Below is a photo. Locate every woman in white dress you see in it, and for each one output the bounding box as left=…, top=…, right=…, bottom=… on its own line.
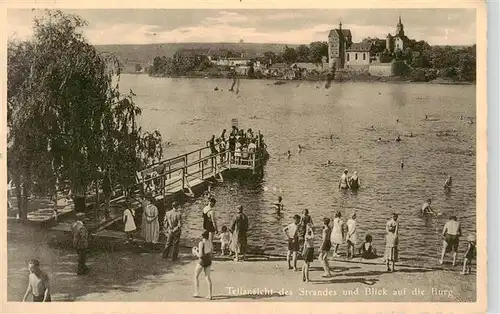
left=123, top=206, right=136, bottom=244
left=330, top=211, right=344, bottom=257
left=346, top=213, right=357, bottom=258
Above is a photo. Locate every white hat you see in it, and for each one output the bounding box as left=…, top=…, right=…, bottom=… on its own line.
left=467, top=234, right=475, bottom=242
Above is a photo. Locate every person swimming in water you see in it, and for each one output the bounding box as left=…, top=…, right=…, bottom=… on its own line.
left=444, top=175, right=452, bottom=191
left=400, top=160, right=404, bottom=169
left=396, top=135, right=401, bottom=142
left=409, top=132, right=413, bottom=137
left=377, top=137, right=382, bottom=142
left=298, top=145, right=303, bottom=153
left=421, top=199, right=435, bottom=214
left=396, top=119, right=399, bottom=123
left=274, top=196, right=284, bottom=214
left=349, top=171, right=360, bottom=190
left=323, top=160, right=333, bottom=166
left=369, top=126, right=375, bottom=131
left=425, top=115, right=428, bottom=120
left=339, top=170, right=351, bottom=190
left=287, top=150, right=292, bottom=158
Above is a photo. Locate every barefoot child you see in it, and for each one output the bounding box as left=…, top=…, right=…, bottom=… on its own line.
left=218, top=226, right=232, bottom=256
left=319, top=218, right=332, bottom=277
left=461, top=234, right=476, bottom=275
left=302, top=224, right=315, bottom=282
left=283, top=215, right=301, bottom=270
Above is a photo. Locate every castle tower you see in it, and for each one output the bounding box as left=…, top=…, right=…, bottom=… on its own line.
left=396, top=15, right=404, bottom=37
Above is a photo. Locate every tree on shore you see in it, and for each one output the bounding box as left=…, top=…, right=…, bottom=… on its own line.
left=7, top=10, right=163, bottom=222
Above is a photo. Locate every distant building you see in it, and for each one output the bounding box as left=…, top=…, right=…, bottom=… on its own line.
left=328, top=22, right=352, bottom=69
left=386, top=16, right=409, bottom=53
left=345, top=42, right=373, bottom=67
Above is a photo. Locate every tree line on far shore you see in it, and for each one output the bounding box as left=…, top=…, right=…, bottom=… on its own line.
left=7, top=10, right=164, bottom=222
left=147, top=42, right=329, bottom=78
left=148, top=37, right=476, bottom=82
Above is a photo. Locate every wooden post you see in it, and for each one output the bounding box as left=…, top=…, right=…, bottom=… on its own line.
left=181, top=167, right=185, bottom=192
left=201, top=160, right=205, bottom=180
left=199, top=150, right=202, bottom=171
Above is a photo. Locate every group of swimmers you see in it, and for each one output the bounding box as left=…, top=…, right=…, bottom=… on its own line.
left=207, top=125, right=266, bottom=163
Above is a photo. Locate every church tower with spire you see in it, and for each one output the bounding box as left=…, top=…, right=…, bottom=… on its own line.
left=396, top=15, right=404, bottom=37
left=327, top=20, right=352, bottom=69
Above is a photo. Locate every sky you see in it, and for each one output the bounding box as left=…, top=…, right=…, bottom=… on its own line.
left=6, top=9, right=476, bottom=46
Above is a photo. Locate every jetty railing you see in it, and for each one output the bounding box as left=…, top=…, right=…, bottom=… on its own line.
left=106, top=146, right=265, bottom=208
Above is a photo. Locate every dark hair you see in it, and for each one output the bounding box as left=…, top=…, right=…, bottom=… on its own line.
left=29, top=259, right=40, bottom=267
left=335, top=211, right=341, bottom=218
left=221, top=226, right=227, bottom=232
left=210, top=198, right=216, bottom=205
left=293, top=214, right=301, bottom=221
left=303, top=208, right=309, bottom=215
left=393, top=213, right=399, bottom=219
left=365, top=234, right=373, bottom=242
left=323, top=217, right=331, bottom=225
left=278, top=196, right=282, bottom=201
left=202, top=230, right=210, bottom=239
left=450, top=215, right=457, bottom=221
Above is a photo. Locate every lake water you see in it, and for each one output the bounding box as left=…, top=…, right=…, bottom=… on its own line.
left=120, top=74, right=476, bottom=263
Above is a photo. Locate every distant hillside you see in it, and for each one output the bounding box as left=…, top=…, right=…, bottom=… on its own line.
left=95, top=42, right=299, bottom=72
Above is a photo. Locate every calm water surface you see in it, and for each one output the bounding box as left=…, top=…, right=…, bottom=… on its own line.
left=120, top=74, right=476, bottom=263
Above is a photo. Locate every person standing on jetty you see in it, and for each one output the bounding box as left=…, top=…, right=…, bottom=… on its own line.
left=203, top=198, right=218, bottom=253
left=319, top=218, right=332, bottom=277
left=141, top=193, right=160, bottom=250
left=193, top=230, right=213, bottom=300
left=439, top=215, right=462, bottom=266
left=72, top=213, right=89, bottom=275
left=338, top=170, right=351, bottom=189
left=230, top=205, right=249, bottom=262
left=283, top=215, right=301, bottom=270
left=22, top=259, right=51, bottom=302
left=330, top=211, right=344, bottom=257
left=385, top=213, right=400, bottom=272
left=162, top=201, right=182, bottom=261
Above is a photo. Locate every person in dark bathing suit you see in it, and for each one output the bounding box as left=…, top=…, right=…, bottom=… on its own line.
left=202, top=198, right=218, bottom=253
left=193, top=230, right=213, bottom=300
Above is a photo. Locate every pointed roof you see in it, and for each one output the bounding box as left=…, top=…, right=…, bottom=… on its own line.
left=346, top=42, right=373, bottom=52
left=328, top=29, right=352, bottom=39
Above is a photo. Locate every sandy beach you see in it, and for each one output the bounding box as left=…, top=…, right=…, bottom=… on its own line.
left=7, top=222, right=475, bottom=303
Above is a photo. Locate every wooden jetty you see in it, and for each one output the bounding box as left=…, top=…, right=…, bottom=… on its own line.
left=43, top=139, right=268, bottom=236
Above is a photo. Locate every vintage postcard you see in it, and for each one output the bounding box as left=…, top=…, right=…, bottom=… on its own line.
left=0, top=0, right=487, bottom=313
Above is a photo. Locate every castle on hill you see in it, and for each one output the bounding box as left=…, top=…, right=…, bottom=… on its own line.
left=328, top=16, right=410, bottom=70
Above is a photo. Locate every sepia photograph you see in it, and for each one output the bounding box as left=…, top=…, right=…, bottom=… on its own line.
left=2, top=3, right=486, bottom=308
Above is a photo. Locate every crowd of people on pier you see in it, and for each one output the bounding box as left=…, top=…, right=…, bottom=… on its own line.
left=206, top=125, right=266, bottom=164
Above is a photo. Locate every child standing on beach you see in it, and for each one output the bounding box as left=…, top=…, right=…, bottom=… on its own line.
left=461, top=234, right=476, bottom=275
left=346, top=213, right=357, bottom=258
left=302, top=224, right=315, bottom=282
left=218, top=226, right=232, bottom=256
left=319, top=218, right=332, bottom=277
left=330, top=211, right=344, bottom=257
left=283, top=215, right=301, bottom=271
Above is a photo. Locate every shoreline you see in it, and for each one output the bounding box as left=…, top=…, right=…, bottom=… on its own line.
left=139, top=73, right=475, bottom=85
